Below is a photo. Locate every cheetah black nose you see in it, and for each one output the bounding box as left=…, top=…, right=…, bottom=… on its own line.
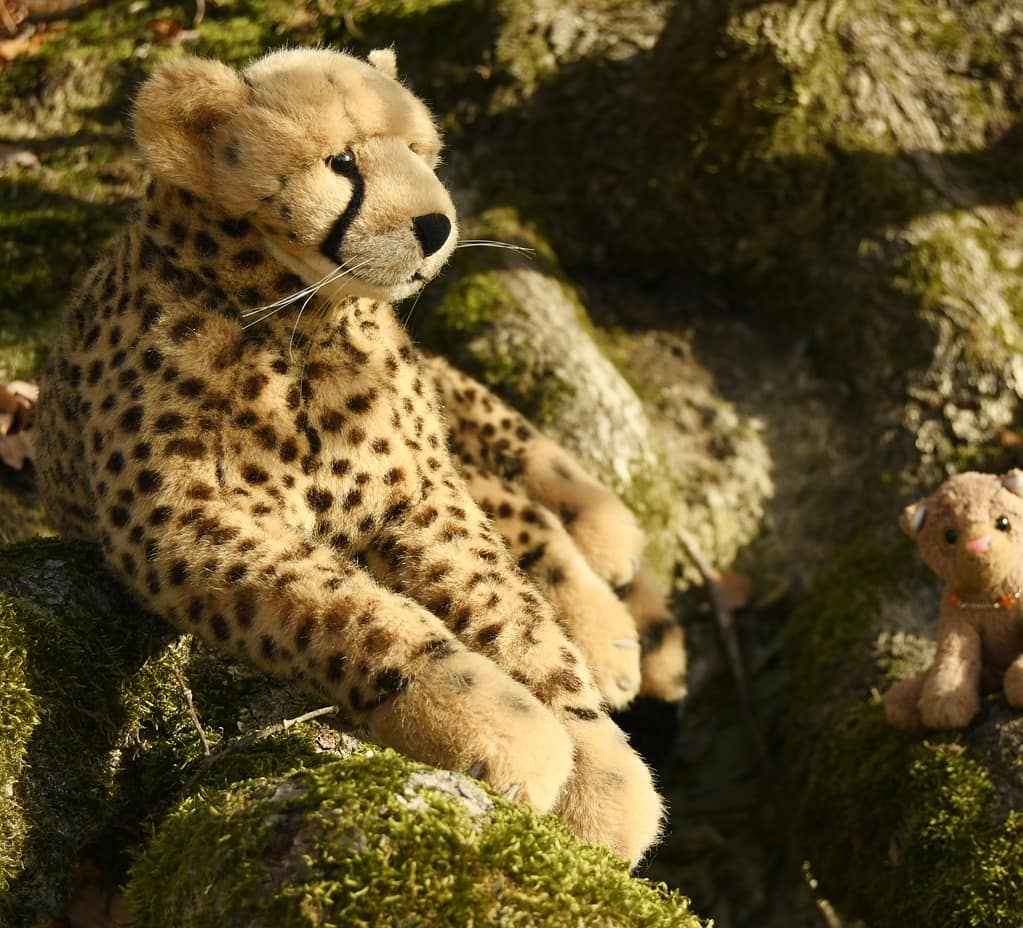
left=412, top=213, right=451, bottom=258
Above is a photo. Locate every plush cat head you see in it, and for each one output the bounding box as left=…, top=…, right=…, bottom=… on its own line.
left=901, top=470, right=1023, bottom=596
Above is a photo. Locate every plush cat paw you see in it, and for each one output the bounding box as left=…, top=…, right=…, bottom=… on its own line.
left=918, top=685, right=980, bottom=730
left=883, top=674, right=926, bottom=731
left=1004, top=662, right=1023, bottom=708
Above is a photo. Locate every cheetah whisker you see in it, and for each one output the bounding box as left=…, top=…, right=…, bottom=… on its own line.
left=287, top=284, right=326, bottom=361
left=456, top=239, right=535, bottom=255
left=611, top=639, right=641, bottom=650
left=240, top=257, right=372, bottom=324
left=401, top=280, right=427, bottom=327
left=241, top=258, right=374, bottom=333
left=239, top=265, right=346, bottom=318
left=295, top=289, right=339, bottom=382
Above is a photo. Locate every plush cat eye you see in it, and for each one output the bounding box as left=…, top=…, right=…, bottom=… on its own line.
left=944, top=528, right=958, bottom=544
left=996, top=516, right=1011, bottom=532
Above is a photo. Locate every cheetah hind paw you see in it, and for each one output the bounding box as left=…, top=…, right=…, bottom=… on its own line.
left=564, top=495, right=645, bottom=592
left=623, top=566, right=687, bottom=702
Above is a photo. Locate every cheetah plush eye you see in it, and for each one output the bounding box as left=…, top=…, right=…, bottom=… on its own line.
left=996, top=516, right=1011, bottom=532
left=944, top=528, right=958, bottom=545
left=326, top=150, right=356, bottom=175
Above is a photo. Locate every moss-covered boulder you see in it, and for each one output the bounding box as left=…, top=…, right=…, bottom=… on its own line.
left=127, top=751, right=704, bottom=928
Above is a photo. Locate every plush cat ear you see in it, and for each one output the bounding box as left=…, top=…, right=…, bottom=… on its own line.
left=900, top=499, right=928, bottom=537
left=1002, top=469, right=1023, bottom=498
left=133, top=57, right=250, bottom=197
left=368, top=47, right=398, bottom=80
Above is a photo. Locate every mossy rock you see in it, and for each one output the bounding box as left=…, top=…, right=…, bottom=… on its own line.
left=785, top=533, right=1023, bottom=927
left=0, top=537, right=175, bottom=924
left=0, top=535, right=343, bottom=924
left=127, top=751, right=705, bottom=928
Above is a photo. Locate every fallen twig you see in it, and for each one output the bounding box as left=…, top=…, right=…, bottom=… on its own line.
left=171, top=665, right=210, bottom=756
left=677, top=527, right=773, bottom=774
left=180, top=704, right=338, bottom=796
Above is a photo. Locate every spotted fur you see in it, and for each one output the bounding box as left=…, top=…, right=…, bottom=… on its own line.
left=36, top=48, right=673, bottom=863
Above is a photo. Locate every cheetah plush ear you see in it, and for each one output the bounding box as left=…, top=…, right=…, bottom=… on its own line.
left=133, top=57, right=250, bottom=197
left=900, top=499, right=928, bottom=538
left=368, top=47, right=398, bottom=80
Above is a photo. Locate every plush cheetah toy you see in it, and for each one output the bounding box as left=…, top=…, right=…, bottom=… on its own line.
left=36, top=47, right=685, bottom=864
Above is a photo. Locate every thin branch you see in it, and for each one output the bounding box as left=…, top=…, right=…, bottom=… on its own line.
left=180, top=704, right=338, bottom=796
left=676, top=527, right=773, bottom=774
left=342, top=0, right=367, bottom=38
left=171, top=665, right=210, bottom=756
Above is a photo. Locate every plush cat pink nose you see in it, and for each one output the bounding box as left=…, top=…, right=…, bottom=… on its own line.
left=964, top=534, right=992, bottom=555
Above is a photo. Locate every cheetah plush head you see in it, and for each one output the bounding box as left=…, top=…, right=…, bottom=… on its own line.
left=133, top=47, right=456, bottom=302
left=901, top=470, right=1023, bottom=596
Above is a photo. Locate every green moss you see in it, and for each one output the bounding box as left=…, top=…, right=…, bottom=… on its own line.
left=0, top=599, right=38, bottom=894
left=0, top=173, right=131, bottom=369
left=784, top=536, right=911, bottom=711
left=891, top=744, right=1023, bottom=927
left=193, top=0, right=322, bottom=64
left=417, top=270, right=510, bottom=347
left=128, top=750, right=705, bottom=928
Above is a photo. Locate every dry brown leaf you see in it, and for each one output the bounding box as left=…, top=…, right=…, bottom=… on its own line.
left=0, top=430, right=33, bottom=470
left=146, top=16, right=181, bottom=40
left=0, top=0, right=27, bottom=36
left=0, top=379, right=37, bottom=470
left=714, top=569, right=756, bottom=611
left=0, top=379, right=37, bottom=434
left=0, top=20, right=60, bottom=62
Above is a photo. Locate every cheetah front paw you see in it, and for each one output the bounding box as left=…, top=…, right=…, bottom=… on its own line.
left=553, top=715, right=663, bottom=866
left=369, top=650, right=575, bottom=814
